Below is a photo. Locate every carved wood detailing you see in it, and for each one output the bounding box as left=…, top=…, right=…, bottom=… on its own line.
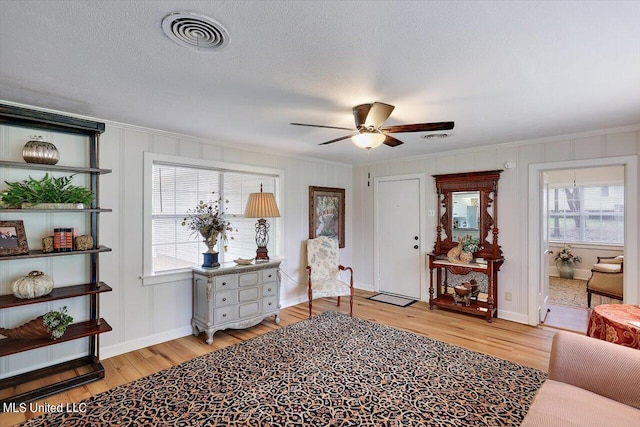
left=432, top=170, right=503, bottom=260
left=429, top=169, right=504, bottom=322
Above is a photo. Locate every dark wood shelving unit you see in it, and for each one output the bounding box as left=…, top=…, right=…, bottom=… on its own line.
left=0, top=356, right=105, bottom=405
left=0, top=104, right=113, bottom=404
left=0, top=283, right=111, bottom=309
left=0, top=246, right=111, bottom=261
left=0, top=319, right=112, bottom=357
left=0, top=208, right=112, bottom=213
left=0, top=159, right=111, bottom=174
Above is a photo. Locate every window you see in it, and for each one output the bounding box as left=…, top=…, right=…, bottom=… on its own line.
left=548, top=184, right=624, bottom=244
left=146, top=154, right=281, bottom=275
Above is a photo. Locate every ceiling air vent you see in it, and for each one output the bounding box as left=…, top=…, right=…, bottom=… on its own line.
left=422, top=132, right=452, bottom=140
left=161, top=12, right=229, bottom=51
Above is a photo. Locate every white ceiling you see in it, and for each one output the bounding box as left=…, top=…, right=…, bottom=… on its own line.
left=1, top=1, right=639, bottom=165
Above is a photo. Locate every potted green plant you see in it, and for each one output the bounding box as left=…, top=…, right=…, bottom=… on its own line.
left=1, top=173, right=94, bottom=209
left=460, top=235, right=483, bottom=263
left=554, top=245, right=582, bottom=279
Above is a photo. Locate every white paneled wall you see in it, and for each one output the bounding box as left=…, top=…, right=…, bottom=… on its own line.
left=1, top=114, right=352, bottom=375
left=352, top=128, right=640, bottom=324
left=96, top=124, right=353, bottom=358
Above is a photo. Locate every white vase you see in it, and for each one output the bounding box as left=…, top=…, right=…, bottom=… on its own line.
left=203, top=232, right=219, bottom=254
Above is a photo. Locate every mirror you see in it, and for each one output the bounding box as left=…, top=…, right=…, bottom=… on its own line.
left=432, top=170, right=503, bottom=260
left=452, top=191, right=480, bottom=241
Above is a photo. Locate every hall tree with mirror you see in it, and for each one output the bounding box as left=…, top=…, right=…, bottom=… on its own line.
left=428, top=170, right=504, bottom=321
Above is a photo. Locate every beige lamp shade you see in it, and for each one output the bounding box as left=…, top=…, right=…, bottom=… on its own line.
left=244, top=192, right=280, bottom=218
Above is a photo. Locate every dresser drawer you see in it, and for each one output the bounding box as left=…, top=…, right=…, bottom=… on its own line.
left=215, top=275, right=238, bottom=291
left=263, top=296, right=278, bottom=311
left=239, top=286, right=260, bottom=302
left=214, top=305, right=237, bottom=324
left=215, top=290, right=237, bottom=307
left=262, top=268, right=278, bottom=283
left=263, top=283, right=277, bottom=297
left=239, top=301, right=260, bottom=318
left=239, top=271, right=259, bottom=287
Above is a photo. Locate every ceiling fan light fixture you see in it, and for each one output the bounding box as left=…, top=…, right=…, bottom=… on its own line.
left=351, top=132, right=386, bottom=149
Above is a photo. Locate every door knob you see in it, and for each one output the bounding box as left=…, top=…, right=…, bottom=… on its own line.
left=414, top=236, right=419, bottom=240
left=414, top=245, right=419, bottom=249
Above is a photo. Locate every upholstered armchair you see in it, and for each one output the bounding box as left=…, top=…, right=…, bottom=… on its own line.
left=586, top=256, right=624, bottom=307
left=306, top=236, right=354, bottom=319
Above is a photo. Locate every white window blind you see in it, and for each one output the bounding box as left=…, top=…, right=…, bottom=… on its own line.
left=548, top=184, right=624, bottom=244
left=152, top=164, right=278, bottom=272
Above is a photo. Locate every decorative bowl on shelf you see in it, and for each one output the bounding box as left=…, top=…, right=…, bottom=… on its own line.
left=234, top=258, right=254, bottom=265
left=454, top=285, right=471, bottom=297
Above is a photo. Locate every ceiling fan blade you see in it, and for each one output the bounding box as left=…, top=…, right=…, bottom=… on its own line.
left=364, top=102, right=395, bottom=128
left=352, top=104, right=372, bottom=128
left=318, top=134, right=353, bottom=145
left=381, top=121, right=455, bottom=133
left=382, top=135, right=404, bottom=147
left=290, top=122, right=355, bottom=131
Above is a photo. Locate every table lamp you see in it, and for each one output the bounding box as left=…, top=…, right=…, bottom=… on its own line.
left=244, top=185, right=280, bottom=261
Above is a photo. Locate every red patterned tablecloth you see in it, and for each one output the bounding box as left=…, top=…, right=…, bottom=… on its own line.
left=587, top=304, right=640, bottom=349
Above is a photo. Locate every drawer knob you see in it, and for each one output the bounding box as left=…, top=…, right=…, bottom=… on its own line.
left=222, top=298, right=227, bottom=302
left=268, top=302, right=272, bottom=306
left=267, top=288, right=272, bottom=292
left=222, top=282, right=226, bottom=286
left=222, top=313, right=227, bottom=317
left=268, top=274, right=272, bottom=278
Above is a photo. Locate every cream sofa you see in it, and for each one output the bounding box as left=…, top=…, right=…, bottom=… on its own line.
left=522, top=331, right=640, bottom=427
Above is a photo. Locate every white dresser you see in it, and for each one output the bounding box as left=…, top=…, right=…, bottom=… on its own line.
left=191, top=260, right=282, bottom=344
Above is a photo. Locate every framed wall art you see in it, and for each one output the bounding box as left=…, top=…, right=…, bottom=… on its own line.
left=0, top=220, right=29, bottom=256
left=309, top=186, right=345, bottom=248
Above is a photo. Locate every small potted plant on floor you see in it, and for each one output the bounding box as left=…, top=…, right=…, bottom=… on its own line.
left=554, top=245, right=582, bottom=279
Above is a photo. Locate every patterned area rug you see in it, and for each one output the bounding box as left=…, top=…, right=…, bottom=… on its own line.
left=549, top=276, right=618, bottom=309
left=549, top=276, right=589, bottom=309
left=23, top=312, right=546, bottom=426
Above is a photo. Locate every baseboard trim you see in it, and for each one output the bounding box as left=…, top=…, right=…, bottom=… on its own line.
left=549, top=267, right=590, bottom=281
left=498, top=309, right=529, bottom=325
left=101, top=326, right=193, bottom=360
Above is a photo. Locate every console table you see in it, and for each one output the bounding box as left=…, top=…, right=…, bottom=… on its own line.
left=428, top=254, right=504, bottom=322
left=587, top=304, right=640, bottom=349
left=192, top=260, right=281, bottom=344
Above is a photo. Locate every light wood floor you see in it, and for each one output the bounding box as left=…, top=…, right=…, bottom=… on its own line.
left=1, top=290, right=558, bottom=426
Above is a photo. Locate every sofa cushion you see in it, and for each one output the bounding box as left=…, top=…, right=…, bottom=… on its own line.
left=592, top=263, right=622, bottom=273
left=522, top=379, right=640, bottom=427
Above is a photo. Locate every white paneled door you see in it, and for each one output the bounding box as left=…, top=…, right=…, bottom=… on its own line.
left=374, top=175, right=424, bottom=299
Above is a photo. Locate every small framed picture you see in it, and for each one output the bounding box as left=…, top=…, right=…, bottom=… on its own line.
left=0, top=220, right=29, bottom=256
left=309, top=186, right=346, bottom=248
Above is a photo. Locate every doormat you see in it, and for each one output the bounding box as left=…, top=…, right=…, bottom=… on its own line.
left=368, top=293, right=417, bottom=307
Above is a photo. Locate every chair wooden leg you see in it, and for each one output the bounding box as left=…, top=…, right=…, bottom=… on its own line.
left=337, top=296, right=341, bottom=307
left=587, top=290, right=592, bottom=308
left=349, top=292, right=353, bottom=317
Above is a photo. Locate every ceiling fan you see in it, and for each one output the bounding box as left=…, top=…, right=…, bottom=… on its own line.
left=291, top=102, right=454, bottom=149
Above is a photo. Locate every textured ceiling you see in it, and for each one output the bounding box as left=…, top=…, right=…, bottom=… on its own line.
left=1, top=0, right=639, bottom=165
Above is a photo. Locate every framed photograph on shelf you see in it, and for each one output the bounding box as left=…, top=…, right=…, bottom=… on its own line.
left=309, top=186, right=345, bottom=248
left=0, top=220, right=29, bottom=256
